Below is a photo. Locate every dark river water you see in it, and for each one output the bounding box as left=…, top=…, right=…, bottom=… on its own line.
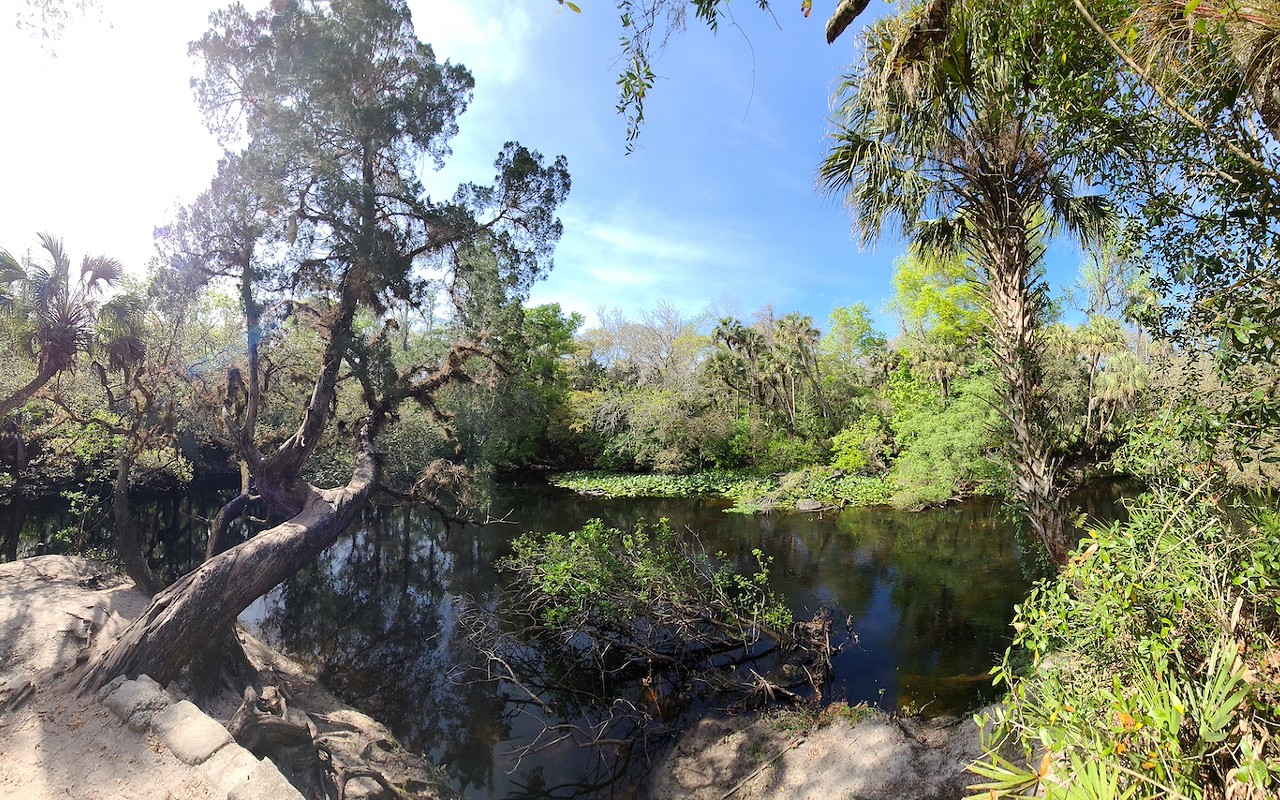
left=5, top=480, right=1132, bottom=798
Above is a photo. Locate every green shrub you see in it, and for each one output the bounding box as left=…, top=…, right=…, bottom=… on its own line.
left=888, top=373, right=1004, bottom=508
left=830, top=415, right=889, bottom=474
left=761, top=433, right=828, bottom=473
left=973, top=489, right=1280, bottom=799
left=502, top=518, right=793, bottom=635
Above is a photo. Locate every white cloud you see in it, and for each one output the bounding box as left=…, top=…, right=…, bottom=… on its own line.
left=527, top=199, right=776, bottom=324
left=585, top=223, right=712, bottom=265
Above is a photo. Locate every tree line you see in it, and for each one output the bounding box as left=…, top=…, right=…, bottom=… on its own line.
left=5, top=0, right=1280, bottom=795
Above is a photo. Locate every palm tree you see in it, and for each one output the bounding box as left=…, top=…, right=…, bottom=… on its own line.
left=819, top=1, right=1111, bottom=564
left=1076, top=314, right=1127, bottom=446
left=776, top=312, right=833, bottom=426
left=1094, top=349, right=1149, bottom=435
left=0, top=233, right=123, bottom=419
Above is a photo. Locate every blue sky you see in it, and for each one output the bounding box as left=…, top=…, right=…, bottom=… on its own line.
left=0, top=0, right=1087, bottom=336
left=414, top=0, right=907, bottom=331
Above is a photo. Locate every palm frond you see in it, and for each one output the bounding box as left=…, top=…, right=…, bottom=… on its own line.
left=36, top=232, right=70, bottom=273
left=914, top=215, right=969, bottom=259
left=103, top=334, right=147, bottom=371
left=1048, top=190, right=1115, bottom=251
left=0, top=249, right=23, bottom=285
left=82, top=255, right=124, bottom=285
left=98, top=292, right=144, bottom=329
left=818, top=124, right=881, bottom=194
left=24, top=264, right=61, bottom=314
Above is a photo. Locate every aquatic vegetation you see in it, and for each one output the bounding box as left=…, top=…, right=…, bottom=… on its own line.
left=548, top=469, right=753, bottom=499
left=548, top=468, right=895, bottom=513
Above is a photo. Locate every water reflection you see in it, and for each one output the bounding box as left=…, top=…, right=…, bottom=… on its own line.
left=239, top=482, right=1129, bottom=798
left=244, top=503, right=510, bottom=794
left=5, top=480, right=1131, bottom=797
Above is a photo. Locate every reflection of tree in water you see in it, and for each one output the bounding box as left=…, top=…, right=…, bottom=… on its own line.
left=832, top=487, right=1130, bottom=711
left=134, top=490, right=219, bottom=583
left=239, top=483, right=1134, bottom=797
left=460, top=518, right=828, bottom=800
left=256, top=504, right=509, bottom=795
left=834, top=502, right=1030, bottom=709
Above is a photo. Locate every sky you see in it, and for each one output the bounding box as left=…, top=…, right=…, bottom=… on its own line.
left=0, top=0, right=1086, bottom=335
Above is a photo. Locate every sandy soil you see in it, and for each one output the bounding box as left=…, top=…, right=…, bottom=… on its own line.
left=0, top=556, right=217, bottom=799
left=644, top=706, right=993, bottom=800
left=0, top=555, right=450, bottom=800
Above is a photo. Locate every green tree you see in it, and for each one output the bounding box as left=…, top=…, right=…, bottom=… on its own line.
left=451, top=302, right=585, bottom=469
left=1067, top=0, right=1280, bottom=455
left=819, top=0, right=1112, bottom=563
left=0, top=234, right=125, bottom=420
left=78, top=0, right=569, bottom=691
left=823, top=302, right=887, bottom=370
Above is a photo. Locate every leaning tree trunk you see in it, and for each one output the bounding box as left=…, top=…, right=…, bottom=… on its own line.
left=75, top=462, right=376, bottom=693
left=0, top=360, right=61, bottom=420
left=112, top=447, right=165, bottom=597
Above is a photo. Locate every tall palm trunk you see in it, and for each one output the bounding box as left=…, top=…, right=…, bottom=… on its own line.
left=977, top=197, right=1070, bottom=564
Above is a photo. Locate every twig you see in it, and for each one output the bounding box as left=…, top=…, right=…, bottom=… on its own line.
left=483, top=509, right=519, bottom=525
left=1071, top=0, right=1276, bottom=184
left=718, top=735, right=805, bottom=800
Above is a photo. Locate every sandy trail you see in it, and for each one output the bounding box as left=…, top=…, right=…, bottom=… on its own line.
left=0, top=556, right=217, bottom=799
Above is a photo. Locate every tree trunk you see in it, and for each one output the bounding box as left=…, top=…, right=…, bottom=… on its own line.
left=206, top=491, right=255, bottom=559
left=0, top=360, right=61, bottom=420
left=1084, top=352, right=1100, bottom=448
left=112, top=447, right=165, bottom=597
left=978, top=200, right=1071, bottom=565
left=75, top=471, right=375, bottom=693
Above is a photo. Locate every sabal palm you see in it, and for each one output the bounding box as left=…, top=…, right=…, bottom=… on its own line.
left=819, top=0, right=1110, bottom=563
left=776, top=312, right=832, bottom=425
left=0, top=233, right=125, bottom=418
left=1108, top=0, right=1280, bottom=141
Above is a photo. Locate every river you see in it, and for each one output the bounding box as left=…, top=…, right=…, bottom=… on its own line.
left=4, top=480, right=1131, bottom=798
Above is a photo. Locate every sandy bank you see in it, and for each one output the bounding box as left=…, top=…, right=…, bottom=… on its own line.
left=0, top=555, right=451, bottom=800
left=644, top=704, right=994, bottom=800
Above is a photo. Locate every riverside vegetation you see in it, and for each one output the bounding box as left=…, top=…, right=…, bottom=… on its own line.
left=5, top=0, right=1280, bottom=798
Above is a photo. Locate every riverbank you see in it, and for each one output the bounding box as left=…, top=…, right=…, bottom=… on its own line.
left=644, top=705, right=991, bottom=800
left=0, top=553, right=1008, bottom=799
left=0, top=555, right=452, bottom=799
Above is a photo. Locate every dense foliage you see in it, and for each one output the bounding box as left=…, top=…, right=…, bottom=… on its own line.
left=975, top=489, right=1280, bottom=799
left=9, top=0, right=1280, bottom=795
